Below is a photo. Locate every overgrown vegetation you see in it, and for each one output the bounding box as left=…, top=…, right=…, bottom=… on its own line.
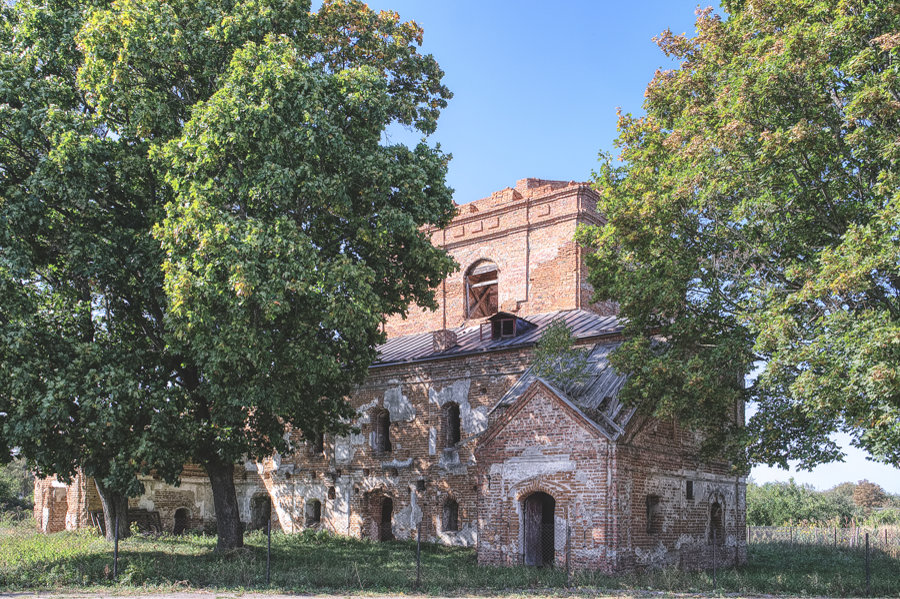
left=2, top=521, right=899, bottom=596
left=0, top=459, right=32, bottom=516
left=748, top=479, right=900, bottom=527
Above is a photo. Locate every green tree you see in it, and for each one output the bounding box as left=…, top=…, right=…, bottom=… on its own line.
left=578, top=0, right=900, bottom=470
left=747, top=479, right=856, bottom=526
left=0, top=0, right=455, bottom=549
left=530, top=319, right=591, bottom=394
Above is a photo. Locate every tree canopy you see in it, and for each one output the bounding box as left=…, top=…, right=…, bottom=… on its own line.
left=578, top=0, right=900, bottom=470
left=0, top=0, right=455, bottom=548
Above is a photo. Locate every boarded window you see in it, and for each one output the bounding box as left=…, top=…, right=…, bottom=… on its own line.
left=709, top=501, right=724, bottom=545
left=374, top=409, right=391, bottom=454
left=305, top=499, right=322, bottom=526
left=465, top=260, right=498, bottom=319
left=442, top=498, right=459, bottom=532
left=442, top=402, right=461, bottom=447
left=646, top=495, right=661, bottom=534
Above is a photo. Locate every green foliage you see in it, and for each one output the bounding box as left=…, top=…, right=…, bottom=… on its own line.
left=0, top=0, right=455, bottom=546
left=578, top=0, right=900, bottom=469
left=0, top=459, right=33, bottom=514
left=530, top=319, right=591, bottom=394
left=747, top=479, right=857, bottom=526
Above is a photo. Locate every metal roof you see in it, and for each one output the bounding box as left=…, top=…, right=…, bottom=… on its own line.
left=373, top=309, right=622, bottom=367
left=491, top=341, right=634, bottom=440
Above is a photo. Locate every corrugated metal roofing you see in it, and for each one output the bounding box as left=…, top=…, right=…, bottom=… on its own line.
left=491, top=341, right=634, bottom=440
left=373, top=309, right=622, bottom=367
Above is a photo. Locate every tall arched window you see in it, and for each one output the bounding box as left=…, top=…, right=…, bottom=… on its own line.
left=374, top=409, right=392, bottom=454
left=442, top=402, right=461, bottom=447
left=465, top=260, right=498, bottom=319
left=708, top=500, right=724, bottom=545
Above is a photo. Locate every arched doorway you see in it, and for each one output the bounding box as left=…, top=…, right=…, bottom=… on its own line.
left=364, top=491, right=394, bottom=541
left=249, top=493, right=271, bottom=531
left=380, top=497, right=394, bottom=541
left=173, top=507, right=190, bottom=535
left=523, top=492, right=555, bottom=566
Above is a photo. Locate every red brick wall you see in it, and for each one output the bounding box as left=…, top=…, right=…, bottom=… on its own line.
left=476, top=384, right=615, bottom=571
left=384, top=179, right=608, bottom=338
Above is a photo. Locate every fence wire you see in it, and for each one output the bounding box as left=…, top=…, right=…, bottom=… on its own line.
left=748, top=524, right=900, bottom=550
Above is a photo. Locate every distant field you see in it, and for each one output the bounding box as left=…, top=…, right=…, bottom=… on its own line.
left=2, top=518, right=898, bottom=596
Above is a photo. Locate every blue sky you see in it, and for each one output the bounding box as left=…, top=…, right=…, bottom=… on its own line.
left=322, top=1, right=900, bottom=494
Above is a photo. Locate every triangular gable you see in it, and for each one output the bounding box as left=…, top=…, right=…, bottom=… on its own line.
left=475, top=378, right=613, bottom=457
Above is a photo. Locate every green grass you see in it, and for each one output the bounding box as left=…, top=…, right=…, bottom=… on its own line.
left=2, top=517, right=899, bottom=596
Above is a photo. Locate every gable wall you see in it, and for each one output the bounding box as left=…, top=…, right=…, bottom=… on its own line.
left=476, top=387, right=616, bottom=571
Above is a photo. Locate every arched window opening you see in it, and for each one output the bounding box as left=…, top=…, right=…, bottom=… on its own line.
left=465, top=260, right=498, bottom=319
left=173, top=507, right=190, bottom=535
left=305, top=499, right=322, bottom=526
left=374, top=409, right=392, bottom=454
left=708, top=500, right=724, bottom=545
left=442, top=402, right=461, bottom=447
left=646, top=494, right=661, bottom=534
left=442, top=498, right=459, bottom=532
left=309, top=432, right=324, bottom=456
left=523, top=492, right=555, bottom=567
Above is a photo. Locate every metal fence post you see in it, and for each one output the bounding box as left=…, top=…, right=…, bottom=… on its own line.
left=712, top=528, right=717, bottom=591
left=266, top=517, right=271, bottom=585
left=415, top=524, right=422, bottom=590
left=865, top=532, right=870, bottom=597
left=113, top=517, right=119, bottom=581
left=565, top=519, right=571, bottom=587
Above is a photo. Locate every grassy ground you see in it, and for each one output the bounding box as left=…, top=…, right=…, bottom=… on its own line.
left=2, top=518, right=899, bottom=596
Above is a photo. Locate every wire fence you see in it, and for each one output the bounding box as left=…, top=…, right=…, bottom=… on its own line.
left=748, top=524, right=900, bottom=550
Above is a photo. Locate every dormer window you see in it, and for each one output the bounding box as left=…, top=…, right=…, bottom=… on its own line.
left=480, top=312, right=536, bottom=341
left=465, top=260, right=498, bottom=319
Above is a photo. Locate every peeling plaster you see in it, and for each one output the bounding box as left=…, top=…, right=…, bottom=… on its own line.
left=428, top=428, right=437, bottom=455
left=428, top=378, right=489, bottom=436
left=384, top=383, right=416, bottom=422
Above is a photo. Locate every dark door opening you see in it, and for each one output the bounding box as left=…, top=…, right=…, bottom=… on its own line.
left=379, top=497, right=394, bottom=541
left=523, top=492, right=555, bottom=567
left=173, top=507, right=190, bottom=535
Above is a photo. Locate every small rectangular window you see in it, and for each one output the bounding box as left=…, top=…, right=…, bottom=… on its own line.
left=686, top=480, right=694, bottom=500
left=646, top=495, right=661, bottom=534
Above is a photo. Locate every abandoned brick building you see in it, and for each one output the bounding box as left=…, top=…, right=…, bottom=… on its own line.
left=34, top=178, right=747, bottom=571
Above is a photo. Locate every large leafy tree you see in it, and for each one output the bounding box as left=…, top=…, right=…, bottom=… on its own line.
left=0, top=0, right=455, bottom=549
left=579, top=0, right=900, bottom=470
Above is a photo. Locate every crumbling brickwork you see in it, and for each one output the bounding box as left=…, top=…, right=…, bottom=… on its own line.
left=35, top=178, right=745, bottom=573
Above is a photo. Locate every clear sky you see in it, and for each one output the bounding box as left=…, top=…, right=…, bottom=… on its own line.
left=317, top=1, right=900, bottom=494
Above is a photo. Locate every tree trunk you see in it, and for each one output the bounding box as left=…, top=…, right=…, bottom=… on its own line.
left=94, top=480, right=130, bottom=542
left=205, top=460, right=243, bottom=551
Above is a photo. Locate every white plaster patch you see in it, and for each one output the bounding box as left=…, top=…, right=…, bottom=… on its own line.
left=491, top=448, right=576, bottom=491
left=384, top=384, right=416, bottom=422
left=428, top=427, right=437, bottom=455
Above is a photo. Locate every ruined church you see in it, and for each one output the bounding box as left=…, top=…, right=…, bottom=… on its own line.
left=34, top=178, right=747, bottom=571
